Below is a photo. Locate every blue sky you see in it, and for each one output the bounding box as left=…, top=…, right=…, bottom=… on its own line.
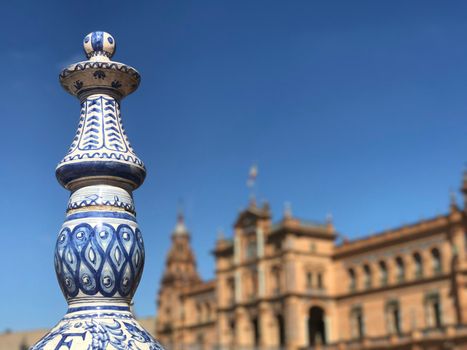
left=1, top=0, right=467, bottom=331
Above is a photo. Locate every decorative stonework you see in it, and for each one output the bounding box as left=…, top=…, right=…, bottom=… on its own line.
left=31, top=31, right=163, bottom=350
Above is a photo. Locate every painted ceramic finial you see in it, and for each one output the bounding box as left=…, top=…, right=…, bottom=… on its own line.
left=60, top=31, right=140, bottom=101
left=31, top=32, right=163, bottom=350
left=83, top=31, right=116, bottom=60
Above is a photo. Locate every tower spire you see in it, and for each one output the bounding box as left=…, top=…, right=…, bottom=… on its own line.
left=284, top=201, right=293, bottom=219
left=450, top=189, right=459, bottom=212
left=173, top=206, right=189, bottom=237
left=247, top=164, right=258, bottom=206
left=32, top=32, right=162, bottom=350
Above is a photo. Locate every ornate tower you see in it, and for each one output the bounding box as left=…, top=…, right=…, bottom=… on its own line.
left=31, top=32, right=163, bottom=350
left=156, top=213, right=201, bottom=347
left=161, top=212, right=201, bottom=288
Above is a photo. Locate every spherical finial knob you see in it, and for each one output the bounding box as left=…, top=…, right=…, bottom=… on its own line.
left=83, top=31, right=116, bottom=60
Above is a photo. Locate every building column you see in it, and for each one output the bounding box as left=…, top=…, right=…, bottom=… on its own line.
left=259, top=303, right=275, bottom=348
left=235, top=307, right=251, bottom=347
left=324, top=315, right=331, bottom=345
left=284, top=297, right=300, bottom=350
left=284, top=255, right=296, bottom=293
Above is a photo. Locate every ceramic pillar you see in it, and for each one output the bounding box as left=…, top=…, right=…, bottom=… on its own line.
left=31, top=31, right=163, bottom=350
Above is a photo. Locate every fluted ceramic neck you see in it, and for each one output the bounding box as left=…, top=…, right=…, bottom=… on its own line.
left=56, top=93, right=146, bottom=191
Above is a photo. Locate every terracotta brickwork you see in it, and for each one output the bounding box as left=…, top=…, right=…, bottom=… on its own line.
left=156, top=173, right=467, bottom=350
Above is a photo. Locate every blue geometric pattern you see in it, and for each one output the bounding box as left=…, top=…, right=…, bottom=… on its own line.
left=55, top=222, right=145, bottom=299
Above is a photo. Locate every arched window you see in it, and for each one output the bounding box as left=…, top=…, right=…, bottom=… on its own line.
left=396, top=257, right=405, bottom=283
left=413, top=252, right=423, bottom=279
left=363, top=264, right=372, bottom=289
left=379, top=261, right=388, bottom=286
left=308, top=306, right=326, bottom=345
left=431, top=248, right=442, bottom=275
left=348, top=268, right=356, bottom=292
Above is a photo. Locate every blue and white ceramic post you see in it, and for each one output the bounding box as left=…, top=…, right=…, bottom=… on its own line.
left=31, top=32, right=163, bottom=350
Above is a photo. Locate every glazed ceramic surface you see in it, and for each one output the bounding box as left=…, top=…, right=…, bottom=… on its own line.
left=31, top=31, right=163, bottom=350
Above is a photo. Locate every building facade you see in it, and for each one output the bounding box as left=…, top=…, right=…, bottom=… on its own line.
left=156, top=172, right=467, bottom=350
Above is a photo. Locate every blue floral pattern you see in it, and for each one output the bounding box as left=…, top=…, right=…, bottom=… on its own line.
left=31, top=318, right=163, bottom=350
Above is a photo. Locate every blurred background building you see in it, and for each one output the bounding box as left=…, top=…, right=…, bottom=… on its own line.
left=155, top=171, right=467, bottom=350
left=3, top=171, right=467, bottom=350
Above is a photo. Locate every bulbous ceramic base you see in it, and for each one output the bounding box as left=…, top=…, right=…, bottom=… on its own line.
left=31, top=305, right=163, bottom=350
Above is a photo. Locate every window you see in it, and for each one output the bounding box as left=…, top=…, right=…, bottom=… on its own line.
left=425, top=293, right=442, bottom=328
left=250, top=268, right=258, bottom=298
left=350, top=306, right=365, bottom=339
left=205, top=303, right=211, bottom=321
left=276, top=314, right=286, bottom=346
left=431, top=248, right=442, bottom=275
left=272, top=267, right=281, bottom=295
left=386, top=300, right=401, bottom=335
left=306, top=271, right=313, bottom=289
left=229, top=319, right=236, bottom=346
left=179, top=296, right=185, bottom=319
left=413, top=252, right=423, bottom=279
left=396, top=257, right=405, bottom=283
left=310, top=242, right=316, bottom=252
left=348, top=268, right=356, bottom=292
left=252, top=317, right=260, bottom=346
left=227, top=277, right=235, bottom=305
left=363, top=264, right=372, bottom=289
left=197, top=333, right=204, bottom=347
left=246, top=240, right=257, bottom=260
left=317, top=272, right=324, bottom=290
left=379, top=261, right=388, bottom=286
left=196, top=303, right=202, bottom=322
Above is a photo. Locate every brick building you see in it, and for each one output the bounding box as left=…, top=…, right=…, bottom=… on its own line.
left=155, top=171, right=467, bottom=350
